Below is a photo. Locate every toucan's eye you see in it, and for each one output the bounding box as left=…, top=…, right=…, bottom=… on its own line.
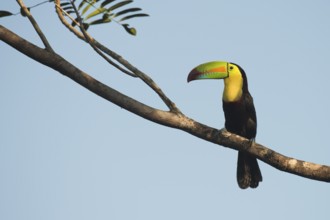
left=229, top=66, right=234, bottom=70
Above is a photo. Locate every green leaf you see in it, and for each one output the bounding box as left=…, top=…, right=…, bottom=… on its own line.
left=65, top=10, right=75, bottom=14
left=108, top=0, right=133, bottom=12
left=100, top=0, right=116, bottom=8
left=78, top=0, right=87, bottom=10
left=71, top=0, right=148, bottom=35
left=60, top=2, right=71, bottom=7
left=113, top=7, right=141, bottom=18
left=85, top=7, right=107, bottom=20
left=119, top=13, right=149, bottom=22
left=102, top=13, right=111, bottom=20
left=89, top=17, right=112, bottom=25
left=0, top=10, right=13, bottom=18
left=122, top=24, right=136, bottom=36
left=81, top=4, right=93, bottom=16
left=62, top=6, right=74, bottom=11
left=78, top=0, right=100, bottom=11
left=81, top=0, right=101, bottom=16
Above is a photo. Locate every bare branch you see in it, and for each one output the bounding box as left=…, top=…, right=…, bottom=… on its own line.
left=1, top=24, right=329, bottom=183
left=92, top=39, right=182, bottom=113
left=16, top=0, right=54, bottom=52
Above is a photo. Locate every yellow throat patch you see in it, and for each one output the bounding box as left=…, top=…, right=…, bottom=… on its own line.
left=223, top=65, right=243, bottom=102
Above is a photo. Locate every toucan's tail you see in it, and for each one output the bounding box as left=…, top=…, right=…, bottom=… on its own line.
left=237, top=151, right=262, bottom=189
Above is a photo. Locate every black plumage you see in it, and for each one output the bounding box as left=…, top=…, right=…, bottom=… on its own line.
left=222, top=64, right=262, bottom=189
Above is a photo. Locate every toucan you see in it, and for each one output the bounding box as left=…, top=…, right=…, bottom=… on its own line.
left=187, top=61, right=262, bottom=189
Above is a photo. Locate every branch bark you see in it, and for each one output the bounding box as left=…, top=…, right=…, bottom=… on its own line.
left=1, top=24, right=329, bottom=183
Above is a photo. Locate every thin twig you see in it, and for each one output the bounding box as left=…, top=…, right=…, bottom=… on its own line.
left=16, top=0, right=54, bottom=52
left=29, top=0, right=50, bottom=9
left=94, top=41, right=182, bottom=113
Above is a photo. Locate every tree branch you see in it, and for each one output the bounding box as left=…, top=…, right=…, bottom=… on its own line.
left=1, top=24, right=329, bottom=183
left=16, top=0, right=54, bottom=52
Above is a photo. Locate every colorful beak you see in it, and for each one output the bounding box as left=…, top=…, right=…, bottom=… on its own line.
left=187, top=61, right=229, bottom=82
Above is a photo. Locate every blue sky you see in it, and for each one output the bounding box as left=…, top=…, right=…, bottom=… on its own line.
left=1, top=0, right=330, bottom=219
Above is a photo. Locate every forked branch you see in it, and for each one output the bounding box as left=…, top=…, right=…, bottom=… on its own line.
left=54, top=0, right=181, bottom=113
left=16, top=0, right=54, bottom=52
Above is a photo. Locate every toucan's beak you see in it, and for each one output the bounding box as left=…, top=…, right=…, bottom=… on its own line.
left=187, top=61, right=229, bottom=82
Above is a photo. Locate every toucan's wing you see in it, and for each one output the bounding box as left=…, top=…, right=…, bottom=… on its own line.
left=244, top=92, right=257, bottom=140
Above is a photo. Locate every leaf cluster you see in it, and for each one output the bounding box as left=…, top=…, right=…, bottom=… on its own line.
left=62, top=0, right=149, bottom=35
left=0, top=0, right=149, bottom=36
